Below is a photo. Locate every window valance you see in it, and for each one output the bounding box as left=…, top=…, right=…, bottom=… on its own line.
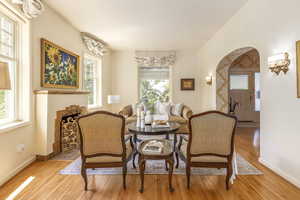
left=135, top=51, right=176, bottom=67
left=81, top=32, right=108, bottom=57
left=12, top=0, right=44, bottom=19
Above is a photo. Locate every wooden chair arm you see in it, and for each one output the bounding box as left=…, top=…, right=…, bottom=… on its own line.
left=182, top=106, right=193, bottom=120
left=119, top=105, right=132, bottom=117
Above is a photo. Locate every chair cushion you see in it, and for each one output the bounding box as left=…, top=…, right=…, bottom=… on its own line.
left=180, top=142, right=228, bottom=163
left=86, top=142, right=132, bottom=163
left=169, top=116, right=187, bottom=124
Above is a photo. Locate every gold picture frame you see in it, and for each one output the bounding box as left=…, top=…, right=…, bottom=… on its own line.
left=181, top=79, right=195, bottom=90
left=297, top=41, right=300, bottom=97
left=41, top=38, right=80, bottom=89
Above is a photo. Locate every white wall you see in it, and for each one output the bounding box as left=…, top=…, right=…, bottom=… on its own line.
left=111, top=49, right=202, bottom=113
left=111, top=50, right=137, bottom=112
left=172, top=50, right=201, bottom=112
left=0, top=0, right=35, bottom=186
left=31, top=4, right=112, bottom=104
left=198, top=0, right=300, bottom=187
left=0, top=2, right=112, bottom=186
left=32, top=5, right=111, bottom=156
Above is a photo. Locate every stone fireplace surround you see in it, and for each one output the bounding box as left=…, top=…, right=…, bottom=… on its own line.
left=35, top=90, right=89, bottom=160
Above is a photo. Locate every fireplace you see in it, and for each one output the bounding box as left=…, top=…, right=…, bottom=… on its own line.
left=53, top=105, right=87, bottom=155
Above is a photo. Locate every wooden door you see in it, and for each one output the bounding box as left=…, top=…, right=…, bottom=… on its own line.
left=229, top=72, right=255, bottom=122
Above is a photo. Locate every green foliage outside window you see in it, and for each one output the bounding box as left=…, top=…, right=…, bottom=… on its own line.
left=140, top=80, right=170, bottom=113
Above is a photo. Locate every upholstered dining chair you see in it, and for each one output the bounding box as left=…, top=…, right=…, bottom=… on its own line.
left=77, top=111, right=133, bottom=190
left=176, top=111, right=237, bottom=190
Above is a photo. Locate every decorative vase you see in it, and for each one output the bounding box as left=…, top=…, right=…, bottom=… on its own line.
left=145, top=111, right=152, bottom=125
left=136, top=117, right=141, bottom=128
left=141, top=119, right=145, bottom=129
left=140, top=111, right=145, bottom=128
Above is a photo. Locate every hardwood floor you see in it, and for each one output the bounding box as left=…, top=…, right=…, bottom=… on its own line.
left=1, top=128, right=300, bottom=200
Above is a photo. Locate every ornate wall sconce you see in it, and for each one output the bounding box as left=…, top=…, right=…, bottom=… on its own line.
left=205, top=74, right=212, bottom=85
left=268, top=52, right=290, bottom=75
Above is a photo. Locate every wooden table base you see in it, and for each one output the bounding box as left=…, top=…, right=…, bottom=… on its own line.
left=138, top=154, right=175, bottom=193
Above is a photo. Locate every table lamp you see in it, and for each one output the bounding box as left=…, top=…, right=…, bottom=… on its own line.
left=107, top=95, right=120, bottom=104
left=0, top=62, right=11, bottom=90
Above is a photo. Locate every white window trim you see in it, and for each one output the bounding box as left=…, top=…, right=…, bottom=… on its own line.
left=0, top=121, right=32, bottom=134
left=0, top=1, right=31, bottom=131
left=83, top=53, right=102, bottom=109
left=138, top=66, right=172, bottom=101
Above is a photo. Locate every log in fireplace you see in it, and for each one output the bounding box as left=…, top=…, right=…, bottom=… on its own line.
left=53, top=105, right=87, bottom=155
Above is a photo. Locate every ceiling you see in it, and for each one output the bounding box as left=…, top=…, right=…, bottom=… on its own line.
left=46, top=0, right=247, bottom=50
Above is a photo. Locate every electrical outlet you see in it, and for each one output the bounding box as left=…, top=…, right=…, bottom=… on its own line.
left=16, top=144, right=25, bottom=152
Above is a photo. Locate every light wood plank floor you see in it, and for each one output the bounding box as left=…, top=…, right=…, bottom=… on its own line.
left=1, top=128, right=300, bottom=200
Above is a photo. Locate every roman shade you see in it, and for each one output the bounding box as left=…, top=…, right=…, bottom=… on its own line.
left=139, top=66, right=169, bottom=80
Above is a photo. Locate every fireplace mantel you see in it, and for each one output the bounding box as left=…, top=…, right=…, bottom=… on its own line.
left=34, top=90, right=90, bottom=95
left=35, top=90, right=89, bottom=160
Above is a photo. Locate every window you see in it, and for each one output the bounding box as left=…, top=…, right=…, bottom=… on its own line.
left=139, top=66, right=170, bottom=110
left=254, top=72, right=260, bottom=111
left=83, top=55, right=102, bottom=108
left=0, top=13, right=16, bottom=125
left=230, top=75, right=249, bottom=90
left=0, top=2, right=31, bottom=130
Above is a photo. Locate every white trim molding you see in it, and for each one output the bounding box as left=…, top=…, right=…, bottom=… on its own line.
left=0, top=155, right=36, bottom=186
left=0, top=121, right=32, bottom=134
left=259, top=157, right=300, bottom=188
left=81, top=32, right=108, bottom=57
left=12, top=0, right=44, bottom=19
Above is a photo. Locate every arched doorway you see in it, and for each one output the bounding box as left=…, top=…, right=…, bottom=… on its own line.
left=216, top=47, right=261, bottom=156
left=216, top=47, right=260, bottom=115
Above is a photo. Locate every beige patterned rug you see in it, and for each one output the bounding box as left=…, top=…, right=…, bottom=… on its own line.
left=60, top=154, right=262, bottom=176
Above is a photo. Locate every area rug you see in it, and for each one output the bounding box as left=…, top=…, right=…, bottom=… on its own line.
left=60, top=154, right=262, bottom=176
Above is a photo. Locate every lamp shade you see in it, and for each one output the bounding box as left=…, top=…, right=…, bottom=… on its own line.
left=0, top=62, right=11, bottom=90
left=107, top=95, right=120, bottom=104
left=268, top=52, right=289, bottom=64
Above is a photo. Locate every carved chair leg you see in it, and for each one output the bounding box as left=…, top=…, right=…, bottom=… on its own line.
left=226, top=162, right=233, bottom=190
left=186, top=165, right=191, bottom=189
left=132, top=135, right=138, bottom=169
left=81, top=163, right=88, bottom=191
left=132, top=152, right=137, bottom=168
left=122, top=163, right=127, bottom=189
left=139, top=158, right=146, bottom=193
left=165, top=160, right=169, bottom=171
left=129, top=135, right=135, bottom=169
left=175, top=152, right=179, bottom=168
left=167, top=158, right=174, bottom=192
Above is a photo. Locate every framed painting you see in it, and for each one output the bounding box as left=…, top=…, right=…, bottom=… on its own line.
left=297, top=41, right=300, bottom=97
left=41, top=38, right=80, bottom=89
left=181, top=78, right=195, bottom=90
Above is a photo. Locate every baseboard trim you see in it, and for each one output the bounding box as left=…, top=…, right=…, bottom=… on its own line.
left=0, top=155, right=36, bottom=186
left=259, top=157, right=300, bottom=188
left=36, top=152, right=55, bottom=161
